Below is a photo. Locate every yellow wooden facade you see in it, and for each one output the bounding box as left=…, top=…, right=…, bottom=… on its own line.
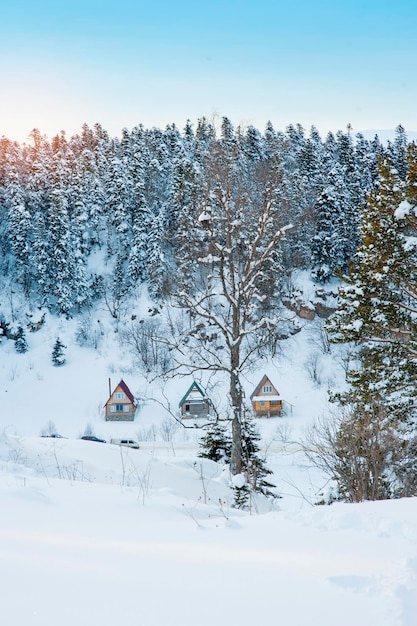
left=250, top=374, right=282, bottom=417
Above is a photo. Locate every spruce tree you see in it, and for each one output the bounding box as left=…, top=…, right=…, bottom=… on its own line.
left=171, top=158, right=205, bottom=291
left=325, top=152, right=417, bottom=498
left=327, top=155, right=417, bottom=411
left=127, top=183, right=150, bottom=285
left=199, top=421, right=232, bottom=463
left=241, top=415, right=276, bottom=498
left=147, top=210, right=167, bottom=300
left=44, top=153, right=90, bottom=316
left=6, top=168, right=33, bottom=296
left=241, top=125, right=265, bottom=162
left=311, top=165, right=352, bottom=282
left=231, top=415, right=277, bottom=509
left=31, top=212, right=51, bottom=307
left=387, top=124, right=408, bottom=181
left=14, top=325, right=28, bottom=354
left=52, top=337, right=67, bottom=366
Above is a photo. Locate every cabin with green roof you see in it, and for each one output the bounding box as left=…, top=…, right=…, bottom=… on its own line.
left=179, top=381, right=212, bottom=419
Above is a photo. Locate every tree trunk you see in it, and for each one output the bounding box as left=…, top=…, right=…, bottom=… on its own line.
left=230, top=345, right=243, bottom=475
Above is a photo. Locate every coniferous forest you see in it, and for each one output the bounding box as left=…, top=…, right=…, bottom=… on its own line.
left=0, top=118, right=409, bottom=315
left=1, top=117, right=417, bottom=502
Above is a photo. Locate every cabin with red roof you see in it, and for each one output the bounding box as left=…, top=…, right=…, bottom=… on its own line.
left=105, top=379, right=136, bottom=421
left=250, top=374, right=282, bottom=417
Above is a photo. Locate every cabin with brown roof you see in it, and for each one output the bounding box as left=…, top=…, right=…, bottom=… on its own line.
left=179, top=381, right=212, bottom=419
left=250, top=374, right=282, bottom=417
left=105, top=379, right=136, bottom=421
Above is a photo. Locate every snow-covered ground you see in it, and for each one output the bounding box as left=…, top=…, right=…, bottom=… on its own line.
left=1, top=283, right=416, bottom=625
left=1, top=440, right=416, bottom=626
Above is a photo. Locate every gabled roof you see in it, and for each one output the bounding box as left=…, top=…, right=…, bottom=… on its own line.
left=250, top=374, right=279, bottom=400
left=105, top=379, right=135, bottom=405
left=178, top=381, right=208, bottom=408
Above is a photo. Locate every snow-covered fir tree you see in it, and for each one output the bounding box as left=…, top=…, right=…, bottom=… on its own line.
left=198, top=420, right=232, bottom=463
left=14, top=325, right=28, bottom=354
left=328, top=154, right=417, bottom=410
left=52, top=337, right=67, bottom=366
left=325, top=151, right=417, bottom=499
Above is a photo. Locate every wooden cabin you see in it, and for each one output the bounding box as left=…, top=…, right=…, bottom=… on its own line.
left=105, top=379, right=136, bottom=421
left=179, top=381, right=211, bottom=419
left=250, top=374, right=282, bottom=417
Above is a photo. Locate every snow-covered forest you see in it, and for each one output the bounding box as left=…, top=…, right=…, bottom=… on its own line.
left=0, top=119, right=409, bottom=313
left=1, top=119, right=417, bottom=625
left=2, top=116, right=417, bottom=490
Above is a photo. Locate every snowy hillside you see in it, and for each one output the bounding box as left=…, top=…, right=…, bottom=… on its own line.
left=0, top=271, right=339, bottom=443
left=1, top=274, right=417, bottom=625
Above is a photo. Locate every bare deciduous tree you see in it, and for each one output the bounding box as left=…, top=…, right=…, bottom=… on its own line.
left=121, top=318, right=171, bottom=375
left=168, top=144, right=295, bottom=475
left=303, top=401, right=411, bottom=503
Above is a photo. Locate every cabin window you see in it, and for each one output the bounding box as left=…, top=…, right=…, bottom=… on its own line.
left=110, top=404, right=130, bottom=412
left=263, top=385, right=272, bottom=393
left=114, top=392, right=125, bottom=399
left=260, top=401, right=266, bottom=407
left=185, top=404, right=190, bottom=412
left=271, top=400, right=277, bottom=406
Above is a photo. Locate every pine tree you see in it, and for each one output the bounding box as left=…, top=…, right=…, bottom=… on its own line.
left=199, top=420, right=232, bottom=463
left=354, top=132, right=378, bottom=192
left=298, top=127, right=323, bottom=181
left=127, top=182, right=151, bottom=285
left=183, top=119, right=195, bottom=155
left=111, top=253, right=129, bottom=315
left=327, top=155, right=417, bottom=409
left=325, top=152, right=417, bottom=498
left=171, top=157, right=205, bottom=290
left=286, top=123, right=305, bottom=155
left=14, top=326, right=28, bottom=353
left=241, top=415, right=276, bottom=498
left=69, top=145, right=105, bottom=254
left=232, top=478, right=251, bottom=508
left=241, top=125, right=265, bottom=162
left=311, top=164, right=352, bottom=282
left=6, top=167, right=33, bottom=296
left=220, top=117, right=238, bottom=159
left=31, top=212, right=51, bottom=307
left=388, top=124, right=408, bottom=181
left=147, top=210, right=167, bottom=300
left=231, top=415, right=277, bottom=508
left=52, top=337, right=66, bottom=366
left=47, top=182, right=87, bottom=316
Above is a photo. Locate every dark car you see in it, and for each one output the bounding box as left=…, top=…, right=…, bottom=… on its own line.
left=81, top=435, right=106, bottom=443
left=42, top=433, right=65, bottom=438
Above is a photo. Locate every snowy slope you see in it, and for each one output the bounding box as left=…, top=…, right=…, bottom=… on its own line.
left=1, top=446, right=416, bottom=626
left=0, top=279, right=416, bottom=625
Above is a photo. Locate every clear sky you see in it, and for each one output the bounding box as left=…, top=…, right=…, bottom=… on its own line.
left=1, top=0, right=416, bottom=143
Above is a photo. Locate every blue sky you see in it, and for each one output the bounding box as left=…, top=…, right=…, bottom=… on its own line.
left=1, top=0, right=416, bottom=142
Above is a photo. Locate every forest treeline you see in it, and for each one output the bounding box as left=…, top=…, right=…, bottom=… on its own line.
left=0, top=118, right=410, bottom=316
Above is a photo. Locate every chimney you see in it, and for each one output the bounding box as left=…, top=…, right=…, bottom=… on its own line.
left=108, top=377, right=111, bottom=397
